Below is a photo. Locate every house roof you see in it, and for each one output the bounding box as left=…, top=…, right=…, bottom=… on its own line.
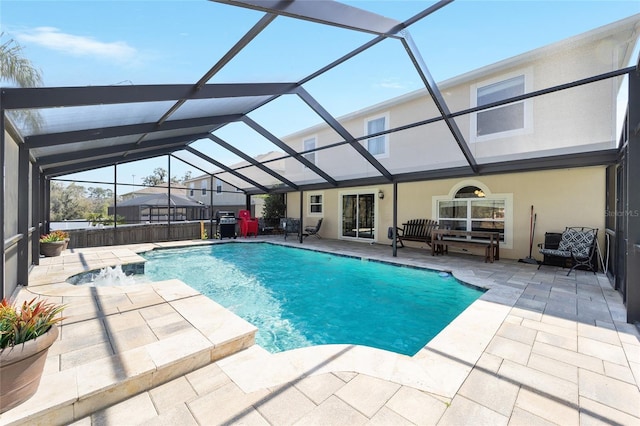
left=120, top=183, right=188, bottom=198
left=116, top=193, right=204, bottom=207
left=2, top=2, right=638, bottom=195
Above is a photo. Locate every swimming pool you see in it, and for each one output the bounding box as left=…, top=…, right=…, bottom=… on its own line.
left=142, top=243, right=484, bottom=356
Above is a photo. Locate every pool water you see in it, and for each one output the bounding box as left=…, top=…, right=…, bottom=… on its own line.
left=142, top=243, right=484, bottom=356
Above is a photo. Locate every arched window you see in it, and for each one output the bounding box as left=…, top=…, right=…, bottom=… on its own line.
left=454, top=186, right=486, bottom=198
left=435, top=182, right=509, bottom=245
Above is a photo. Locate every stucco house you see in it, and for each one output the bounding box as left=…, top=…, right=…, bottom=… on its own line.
left=275, top=15, right=638, bottom=262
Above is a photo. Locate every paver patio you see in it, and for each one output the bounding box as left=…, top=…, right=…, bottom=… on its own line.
left=1, top=236, right=638, bottom=425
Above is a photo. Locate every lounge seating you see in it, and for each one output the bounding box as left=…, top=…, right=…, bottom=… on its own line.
left=392, top=219, right=438, bottom=248
left=538, top=227, right=598, bottom=275
left=303, top=218, right=323, bottom=239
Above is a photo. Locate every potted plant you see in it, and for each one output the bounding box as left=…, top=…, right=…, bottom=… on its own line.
left=50, top=230, right=70, bottom=250
left=39, top=232, right=66, bottom=257
left=0, top=298, right=65, bottom=413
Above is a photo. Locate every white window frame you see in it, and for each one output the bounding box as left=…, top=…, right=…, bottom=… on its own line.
left=302, top=135, right=317, bottom=167
left=216, top=179, right=222, bottom=194
left=189, top=183, right=195, bottom=197
left=432, top=180, right=513, bottom=249
left=308, top=191, right=324, bottom=216
left=201, top=180, right=207, bottom=196
left=363, top=112, right=389, bottom=158
left=469, top=69, right=533, bottom=143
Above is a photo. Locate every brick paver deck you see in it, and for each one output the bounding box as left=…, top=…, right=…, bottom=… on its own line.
left=2, top=236, right=638, bottom=425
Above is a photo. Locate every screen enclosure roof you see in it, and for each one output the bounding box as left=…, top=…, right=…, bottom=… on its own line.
left=2, top=1, right=638, bottom=195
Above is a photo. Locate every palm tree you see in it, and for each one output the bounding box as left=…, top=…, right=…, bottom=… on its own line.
left=0, top=32, right=42, bottom=87
left=0, top=32, right=43, bottom=131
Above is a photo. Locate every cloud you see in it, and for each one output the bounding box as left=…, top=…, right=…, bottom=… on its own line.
left=374, top=78, right=410, bottom=90
left=16, top=27, right=137, bottom=63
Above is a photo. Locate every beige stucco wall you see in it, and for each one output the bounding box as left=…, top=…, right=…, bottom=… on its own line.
left=287, top=166, right=606, bottom=261
left=279, top=24, right=630, bottom=183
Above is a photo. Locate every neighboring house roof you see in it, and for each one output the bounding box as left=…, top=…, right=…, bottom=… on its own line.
left=120, top=183, right=188, bottom=198
left=116, top=193, right=204, bottom=207
left=184, top=151, right=285, bottom=183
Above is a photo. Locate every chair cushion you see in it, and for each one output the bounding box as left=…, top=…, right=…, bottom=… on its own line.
left=540, top=248, right=571, bottom=258
left=558, top=228, right=595, bottom=258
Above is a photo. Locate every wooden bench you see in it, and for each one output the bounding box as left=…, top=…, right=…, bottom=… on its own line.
left=431, top=229, right=501, bottom=263
left=393, top=219, right=438, bottom=248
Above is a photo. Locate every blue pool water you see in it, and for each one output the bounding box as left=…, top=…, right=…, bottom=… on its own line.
left=142, top=243, right=484, bottom=356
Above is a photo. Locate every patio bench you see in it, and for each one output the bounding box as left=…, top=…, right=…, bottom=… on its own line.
left=433, top=239, right=496, bottom=263
left=391, top=219, right=438, bottom=248
left=431, top=229, right=501, bottom=263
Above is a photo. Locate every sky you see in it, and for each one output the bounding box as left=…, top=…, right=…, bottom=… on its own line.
left=2, top=0, right=639, bottom=192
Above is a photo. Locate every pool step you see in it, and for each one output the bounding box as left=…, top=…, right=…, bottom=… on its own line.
left=1, top=280, right=257, bottom=426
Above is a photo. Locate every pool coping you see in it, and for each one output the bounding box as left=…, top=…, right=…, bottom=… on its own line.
left=28, top=239, right=518, bottom=399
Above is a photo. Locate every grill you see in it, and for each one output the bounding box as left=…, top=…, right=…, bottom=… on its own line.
left=215, top=211, right=237, bottom=239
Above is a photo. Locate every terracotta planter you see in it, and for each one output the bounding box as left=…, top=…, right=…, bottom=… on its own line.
left=63, top=238, right=70, bottom=250
left=0, top=325, right=59, bottom=413
left=40, top=241, right=65, bottom=257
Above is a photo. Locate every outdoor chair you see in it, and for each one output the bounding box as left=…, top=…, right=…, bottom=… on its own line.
left=538, top=227, right=598, bottom=275
left=303, top=218, right=323, bottom=239
left=238, top=209, right=259, bottom=237
left=281, top=218, right=300, bottom=240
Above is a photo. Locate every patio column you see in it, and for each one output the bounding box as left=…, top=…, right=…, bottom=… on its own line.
left=113, top=165, right=117, bottom=245
left=1, top=110, right=5, bottom=299
left=32, top=162, right=40, bottom=266
left=209, top=175, right=214, bottom=239
left=167, top=155, right=171, bottom=240
left=44, top=177, right=51, bottom=234
left=299, top=190, right=303, bottom=243
left=17, top=143, right=29, bottom=286
left=626, top=71, right=640, bottom=323
left=392, top=181, right=398, bottom=257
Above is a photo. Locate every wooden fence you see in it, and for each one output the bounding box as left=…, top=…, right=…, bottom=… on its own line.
left=67, top=221, right=206, bottom=248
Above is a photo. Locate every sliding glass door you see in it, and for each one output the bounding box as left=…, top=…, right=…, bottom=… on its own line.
left=341, top=192, right=375, bottom=240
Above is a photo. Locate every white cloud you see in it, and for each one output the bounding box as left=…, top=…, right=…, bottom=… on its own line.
left=17, top=27, right=137, bottom=63
left=374, top=78, right=410, bottom=90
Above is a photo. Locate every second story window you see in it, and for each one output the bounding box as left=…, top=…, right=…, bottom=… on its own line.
left=189, top=183, right=195, bottom=197
left=201, top=181, right=207, bottom=195
left=216, top=179, right=222, bottom=194
left=303, top=137, right=316, bottom=166
left=365, top=115, right=387, bottom=156
left=474, top=74, right=529, bottom=140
